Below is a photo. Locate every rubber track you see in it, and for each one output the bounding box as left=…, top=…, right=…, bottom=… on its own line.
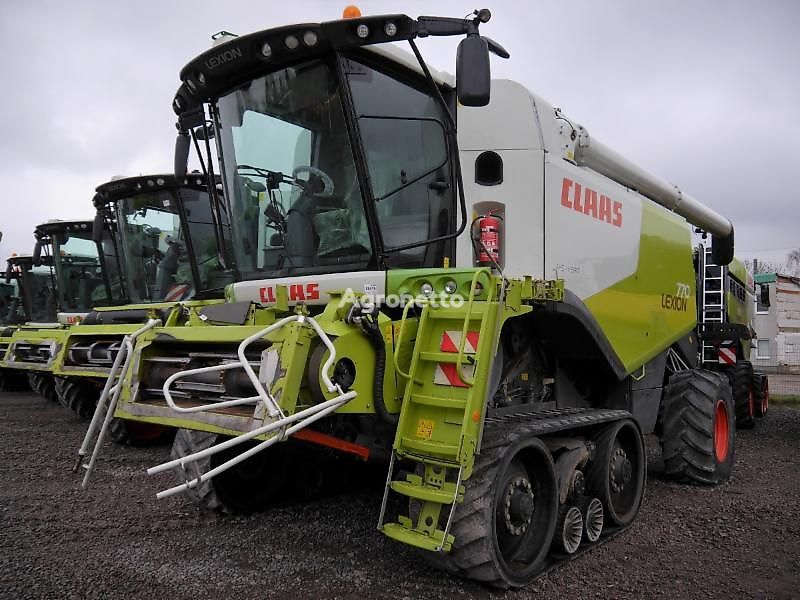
left=729, top=361, right=754, bottom=428
left=661, top=369, right=734, bottom=484
left=425, top=407, right=633, bottom=589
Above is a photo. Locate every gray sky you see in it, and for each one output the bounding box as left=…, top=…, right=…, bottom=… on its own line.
left=1, top=0, right=798, bottom=268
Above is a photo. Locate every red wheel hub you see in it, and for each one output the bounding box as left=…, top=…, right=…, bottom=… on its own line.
left=713, top=399, right=730, bottom=462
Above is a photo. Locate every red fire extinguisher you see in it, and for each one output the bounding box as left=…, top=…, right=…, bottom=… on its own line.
left=476, top=211, right=502, bottom=267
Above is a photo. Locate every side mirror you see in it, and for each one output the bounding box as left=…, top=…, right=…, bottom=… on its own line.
left=711, top=228, right=734, bottom=266
left=92, top=213, right=105, bottom=243
left=4, top=264, right=11, bottom=284
left=760, top=284, right=770, bottom=308
left=32, top=241, right=42, bottom=267
left=456, top=35, right=491, bottom=107
left=175, top=130, right=191, bottom=178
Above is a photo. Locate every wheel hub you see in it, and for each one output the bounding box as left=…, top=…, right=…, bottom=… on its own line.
left=503, top=476, right=534, bottom=535
left=609, top=446, right=632, bottom=493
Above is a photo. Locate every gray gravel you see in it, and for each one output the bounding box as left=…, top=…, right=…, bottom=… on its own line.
left=1, top=392, right=798, bottom=599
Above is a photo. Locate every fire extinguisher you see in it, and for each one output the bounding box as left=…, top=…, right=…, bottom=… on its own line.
left=476, top=211, right=502, bottom=267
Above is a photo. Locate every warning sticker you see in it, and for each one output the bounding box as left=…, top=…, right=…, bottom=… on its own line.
left=416, top=418, right=434, bottom=440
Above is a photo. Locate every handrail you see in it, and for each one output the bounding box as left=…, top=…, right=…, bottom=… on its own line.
left=74, top=318, right=161, bottom=487
left=454, top=269, right=492, bottom=387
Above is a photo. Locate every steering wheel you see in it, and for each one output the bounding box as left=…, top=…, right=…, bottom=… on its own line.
left=292, top=165, right=335, bottom=198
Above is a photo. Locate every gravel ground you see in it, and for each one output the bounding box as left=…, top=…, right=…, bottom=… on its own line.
left=1, top=392, right=798, bottom=600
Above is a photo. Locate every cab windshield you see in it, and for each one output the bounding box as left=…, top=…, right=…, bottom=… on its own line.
left=215, top=58, right=371, bottom=279
left=0, top=280, right=25, bottom=325
left=116, top=188, right=229, bottom=302
left=52, top=231, right=112, bottom=312
left=21, top=263, right=57, bottom=322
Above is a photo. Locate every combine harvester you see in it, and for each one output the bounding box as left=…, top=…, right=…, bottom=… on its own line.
left=697, top=251, right=770, bottom=426
left=51, top=173, right=231, bottom=443
left=0, top=220, right=123, bottom=401
left=81, top=8, right=748, bottom=587
left=0, top=255, right=45, bottom=391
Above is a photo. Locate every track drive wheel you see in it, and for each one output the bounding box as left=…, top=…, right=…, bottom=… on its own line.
left=586, top=419, right=646, bottom=527
left=108, top=418, right=174, bottom=447
left=728, top=361, right=755, bottom=429
left=660, top=369, right=735, bottom=485
left=170, top=429, right=291, bottom=514
left=752, top=373, right=769, bottom=418
left=426, top=436, right=559, bottom=589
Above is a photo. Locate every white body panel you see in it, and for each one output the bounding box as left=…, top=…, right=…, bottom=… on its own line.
left=456, top=80, right=658, bottom=299
left=231, top=271, right=386, bottom=306
left=58, top=312, right=88, bottom=326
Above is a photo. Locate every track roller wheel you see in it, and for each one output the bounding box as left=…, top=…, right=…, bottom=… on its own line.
left=553, top=505, right=583, bottom=555
left=586, top=419, right=645, bottom=527
left=728, top=361, right=754, bottom=429
left=753, top=373, right=769, bottom=418
left=580, top=496, right=604, bottom=543
left=170, top=429, right=291, bottom=514
left=425, top=436, right=559, bottom=589
left=107, top=418, right=173, bottom=447
left=660, top=369, right=735, bottom=485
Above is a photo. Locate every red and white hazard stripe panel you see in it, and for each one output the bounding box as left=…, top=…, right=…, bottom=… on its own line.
left=439, top=330, right=479, bottom=354
left=434, top=330, right=479, bottom=387
left=163, top=283, right=192, bottom=302
left=718, top=347, right=737, bottom=365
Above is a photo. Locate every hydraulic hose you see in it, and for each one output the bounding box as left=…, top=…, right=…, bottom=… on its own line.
left=360, top=318, right=397, bottom=425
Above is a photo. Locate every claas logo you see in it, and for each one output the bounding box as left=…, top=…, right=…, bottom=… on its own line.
left=259, top=283, right=320, bottom=304
left=560, top=177, right=623, bottom=227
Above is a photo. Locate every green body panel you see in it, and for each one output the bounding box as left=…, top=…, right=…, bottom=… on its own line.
left=725, top=257, right=754, bottom=356
left=50, top=300, right=223, bottom=379
left=584, top=202, right=697, bottom=374
left=0, top=325, right=70, bottom=372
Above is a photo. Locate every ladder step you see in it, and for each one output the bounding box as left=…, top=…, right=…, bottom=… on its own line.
left=400, top=436, right=459, bottom=458
left=381, top=522, right=452, bottom=552
left=419, top=351, right=475, bottom=364
left=390, top=479, right=461, bottom=504
left=409, top=393, right=467, bottom=410
left=427, top=305, right=490, bottom=320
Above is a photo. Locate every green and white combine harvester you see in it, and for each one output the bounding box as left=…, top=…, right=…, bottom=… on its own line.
left=78, top=9, right=760, bottom=588
left=0, top=219, right=113, bottom=402
left=0, top=255, right=46, bottom=391
left=51, top=174, right=230, bottom=444
left=696, top=251, right=770, bottom=426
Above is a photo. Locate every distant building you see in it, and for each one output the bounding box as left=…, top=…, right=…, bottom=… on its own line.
left=751, top=273, right=800, bottom=373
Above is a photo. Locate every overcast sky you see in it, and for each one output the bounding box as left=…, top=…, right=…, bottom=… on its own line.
left=1, top=0, right=798, bottom=269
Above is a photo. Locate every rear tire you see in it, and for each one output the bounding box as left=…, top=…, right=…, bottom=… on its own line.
left=752, top=373, right=769, bottom=418
left=660, top=369, right=735, bottom=485
left=728, top=361, right=754, bottom=429
left=423, top=436, right=559, bottom=589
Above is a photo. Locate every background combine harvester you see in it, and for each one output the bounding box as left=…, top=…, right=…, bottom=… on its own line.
left=80, top=8, right=748, bottom=588
left=697, top=251, right=770, bottom=426
left=50, top=174, right=230, bottom=445
left=0, top=255, right=43, bottom=391
left=0, top=219, right=124, bottom=401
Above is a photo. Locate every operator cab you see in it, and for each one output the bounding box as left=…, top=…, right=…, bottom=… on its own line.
left=93, top=174, right=233, bottom=303
left=173, top=12, right=505, bottom=282
left=2, top=256, right=37, bottom=325
left=32, top=220, right=121, bottom=315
